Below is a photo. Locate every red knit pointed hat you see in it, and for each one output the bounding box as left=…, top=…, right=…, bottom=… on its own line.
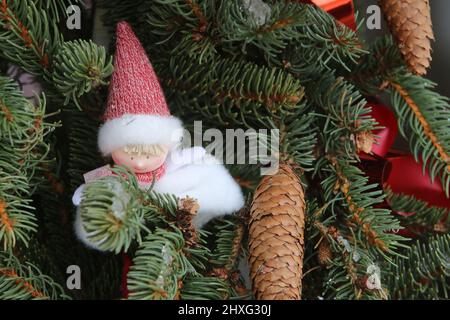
left=98, top=21, right=183, bottom=156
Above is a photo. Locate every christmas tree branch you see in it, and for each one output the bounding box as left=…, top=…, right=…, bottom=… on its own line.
left=312, top=220, right=388, bottom=299
left=161, top=55, right=304, bottom=112
left=126, top=227, right=194, bottom=300
left=180, top=275, right=229, bottom=299
left=386, top=234, right=450, bottom=299
left=293, top=73, right=404, bottom=298
left=331, top=158, right=388, bottom=252
left=52, top=40, right=113, bottom=109
left=0, top=0, right=60, bottom=74
left=387, top=78, right=450, bottom=196
left=390, top=81, right=449, bottom=167
left=385, top=188, right=449, bottom=235
left=184, top=0, right=208, bottom=33
left=217, top=1, right=306, bottom=59
left=0, top=76, right=55, bottom=250
left=352, top=36, right=450, bottom=196
left=207, top=215, right=246, bottom=273
left=0, top=268, right=46, bottom=298
left=0, top=252, right=69, bottom=300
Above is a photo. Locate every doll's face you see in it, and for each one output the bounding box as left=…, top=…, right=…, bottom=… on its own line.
left=111, top=144, right=169, bottom=173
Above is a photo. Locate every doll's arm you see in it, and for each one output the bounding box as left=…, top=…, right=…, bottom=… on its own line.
left=188, top=156, right=245, bottom=228
left=157, top=153, right=245, bottom=228
left=165, top=146, right=207, bottom=172
left=74, top=207, right=107, bottom=251
left=72, top=183, right=107, bottom=250
left=72, top=184, right=86, bottom=206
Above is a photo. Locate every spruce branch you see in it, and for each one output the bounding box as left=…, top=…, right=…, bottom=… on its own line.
left=217, top=1, right=307, bottom=58
left=270, top=4, right=365, bottom=76
left=127, top=227, right=194, bottom=300
left=34, top=0, right=77, bottom=23
left=330, top=158, right=391, bottom=252
left=387, top=234, right=450, bottom=299
left=0, top=0, right=62, bottom=74
left=387, top=77, right=450, bottom=196
left=352, top=36, right=450, bottom=196
left=385, top=188, right=449, bottom=235
left=52, top=40, right=113, bottom=109
left=349, top=36, right=402, bottom=93
left=0, top=252, right=69, bottom=300
left=312, top=220, right=389, bottom=300
left=208, top=215, right=246, bottom=272
left=289, top=73, right=406, bottom=298
left=157, top=53, right=308, bottom=132
left=180, top=275, right=229, bottom=300
left=205, top=214, right=251, bottom=299
left=78, top=172, right=152, bottom=254
left=306, top=75, right=376, bottom=159
left=0, top=76, right=55, bottom=250
left=172, top=196, right=200, bottom=248
left=184, top=0, right=208, bottom=34
left=164, top=55, right=304, bottom=110
left=296, top=4, right=365, bottom=72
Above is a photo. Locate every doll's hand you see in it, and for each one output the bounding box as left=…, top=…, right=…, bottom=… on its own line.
left=72, top=184, right=86, bottom=206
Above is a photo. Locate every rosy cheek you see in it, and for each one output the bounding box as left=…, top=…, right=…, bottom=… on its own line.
left=111, top=153, right=127, bottom=166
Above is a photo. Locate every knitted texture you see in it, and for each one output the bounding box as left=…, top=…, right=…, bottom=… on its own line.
left=134, top=164, right=166, bottom=185
left=104, top=21, right=170, bottom=121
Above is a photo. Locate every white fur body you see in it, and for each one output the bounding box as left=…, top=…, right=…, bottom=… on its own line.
left=73, top=147, right=244, bottom=251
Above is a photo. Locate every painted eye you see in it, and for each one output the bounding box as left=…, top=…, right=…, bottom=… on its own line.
left=130, top=157, right=134, bottom=160
left=146, top=156, right=150, bottom=159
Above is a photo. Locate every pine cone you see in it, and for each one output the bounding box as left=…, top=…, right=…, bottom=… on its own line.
left=176, top=197, right=200, bottom=247
left=248, top=164, right=305, bottom=300
left=379, top=0, right=434, bottom=76
left=317, top=239, right=332, bottom=266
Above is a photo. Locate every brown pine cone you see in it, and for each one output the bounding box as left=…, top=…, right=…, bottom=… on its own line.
left=317, top=239, right=332, bottom=266
left=248, top=163, right=305, bottom=300
left=379, top=0, right=434, bottom=75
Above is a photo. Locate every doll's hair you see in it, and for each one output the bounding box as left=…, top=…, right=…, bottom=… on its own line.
left=123, top=144, right=166, bottom=156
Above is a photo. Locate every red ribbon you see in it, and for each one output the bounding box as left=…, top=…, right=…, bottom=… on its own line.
left=361, top=101, right=449, bottom=209
left=358, top=101, right=449, bottom=237
left=120, top=252, right=132, bottom=299
left=299, top=0, right=356, bottom=30
left=383, top=155, right=450, bottom=209
left=367, top=102, right=398, bottom=158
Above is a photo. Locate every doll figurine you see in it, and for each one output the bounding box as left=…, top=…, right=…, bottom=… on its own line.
left=72, top=22, right=244, bottom=250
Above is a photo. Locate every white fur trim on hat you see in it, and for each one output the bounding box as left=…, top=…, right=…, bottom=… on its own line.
left=98, top=114, right=184, bottom=156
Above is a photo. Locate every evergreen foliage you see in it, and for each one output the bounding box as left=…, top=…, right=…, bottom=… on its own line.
left=0, top=0, right=448, bottom=300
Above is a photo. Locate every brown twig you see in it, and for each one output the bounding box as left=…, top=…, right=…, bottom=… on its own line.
left=0, top=99, right=14, bottom=122
left=330, top=158, right=388, bottom=252
left=1, top=0, right=50, bottom=69
left=390, top=81, right=450, bottom=170
left=0, top=268, right=46, bottom=298
left=185, top=0, right=208, bottom=34
left=0, top=199, right=14, bottom=234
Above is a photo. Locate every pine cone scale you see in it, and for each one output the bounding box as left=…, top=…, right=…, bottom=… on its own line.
left=379, top=0, right=434, bottom=75
left=248, top=164, right=305, bottom=300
